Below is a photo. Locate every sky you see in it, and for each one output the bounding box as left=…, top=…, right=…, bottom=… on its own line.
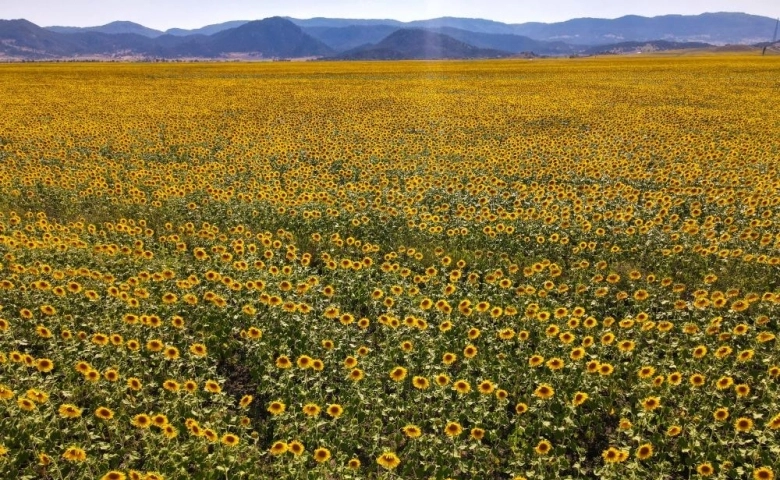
left=1, top=0, right=777, bottom=30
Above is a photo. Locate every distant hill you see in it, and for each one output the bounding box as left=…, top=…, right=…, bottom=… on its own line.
left=510, top=12, right=777, bottom=45
left=1, top=17, right=331, bottom=59
left=294, top=13, right=777, bottom=45
left=303, top=25, right=400, bottom=52
left=407, top=17, right=520, bottom=35
left=287, top=18, right=404, bottom=28
left=165, top=21, right=250, bottom=36
left=46, top=20, right=164, bottom=38
left=429, top=27, right=576, bottom=55
left=4, top=12, right=778, bottom=60
left=583, top=40, right=714, bottom=55
left=336, top=29, right=510, bottom=60
left=208, top=17, right=332, bottom=57
left=0, top=19, right=159, bottom=58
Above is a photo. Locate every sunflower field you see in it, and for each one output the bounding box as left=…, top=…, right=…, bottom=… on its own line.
left=0, top=56, right=779, bottom=480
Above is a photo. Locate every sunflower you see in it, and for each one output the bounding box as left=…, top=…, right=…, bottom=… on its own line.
left=59, top=404, right=83, bottom=419
left=221, top=433, right=240, bottom=447
left=641, top=396, right=661, bottom=411
left=239, top=395, right=253, bottom=408
left=62, top=446, right=87, bottom=463
left=377, top=452, right=400, bottom=470
left=269, top=441, right=288, bottom=455
left=313, top=447, right=331, bottom=463
left=275, top=355, right=292, bottom=369
left=546, top=357, right=564, bottom=370
left=638, top=366, right=655, bottom=379
left=696, top=463, right=715, bottom=476
left=347, top=458, right=361, bottom=469
left=268, top=401, right=286, bottom=415
left=163, top=425, right=178, bottom=439
left=436, top=374, right=450, bottom=386
left=689, top=373, right=706, bottom=387
left=635, top=443, right=653, bottom=460
left=715, top=376, right=734, bottom=390
left=296, top=355, right=313, bottom=369
left=247, top=327, right=263, bottom=340
left=151, top=414, right=168, bottom=428
left=326, top=404, right=343, bottom=418
left=202, top=429, right=218, bottom=443
left=349, top=368, right=364, bottom=381
left=35, top=358, right=54, bottom=373
left=528, top=355, right=544, bottom=367
left=444, top=422, right=463, bottom=437
left=734, top=417, right=753, bottom=432
left=737, top=349, right=755, bottom=362
left=145, top=339, right=163, bottom=352
left=767, top=413, right=780, bottom=430
left=478, top=380, right=495, bottom=394
left=412, top=376, right=430, bottom=390
left=204, top=380, right=222, bottom=393
left=288, top=440, right=304, bottom=456
left=601, top=447, right=623, bottom=463
left=754, top=467, right=775, bottom=480
left=713, top=407, right=729, bottom=422
left=463, top=344, right=478, bottom=359
left=131, top=414, right=151, bottom=429
left=403, top=425, right=422, bottom=438
left=18, top=398, right=37, bottom=411
left=534, top=384, right=555, bottom=400
left=470, top=428, right=485, bottom=441
left=389, top=366, right=407, bottom=382
left=534, top=440, right=552, bottom=455
left=189, top=343, right=207, bottom=357
left=572, top=392, right=589, bottom=406
left=453, top=379, right=471, bottom=394
left=95, top=407, right=114, bottom=421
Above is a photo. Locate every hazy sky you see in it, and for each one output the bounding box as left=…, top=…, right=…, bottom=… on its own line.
left=2, top=0, right=778, bottom=30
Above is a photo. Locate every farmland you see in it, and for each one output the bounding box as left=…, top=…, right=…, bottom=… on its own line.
left=0, top=56, right=779, bottom=479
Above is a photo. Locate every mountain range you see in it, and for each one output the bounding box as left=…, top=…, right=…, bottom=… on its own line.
left=1, top=13, right=778, bottom=60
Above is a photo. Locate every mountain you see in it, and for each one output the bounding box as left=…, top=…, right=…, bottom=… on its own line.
left=165, top=21, right=250, bottom=36
left=303, top=25, right=400, bottom=52
left=1, top=17, right=332, bottom=59
left=287, top=18, right=404, bottom=28
left=583, top=40, right=714, bottom=55
left=337, top=29, right=510, bottom=60
left=208, top=17, right=332, bottom=57
left=429, top=27, right=576, bottom=55
left=407, top=17, right=519, bottom=35
left=510, top=12, right=777, bottom=45
left=296, top=13, right=778, bottom=44
left=0, top=19, right=158, bottom=58
left=46, top=21, right=164, bottom=37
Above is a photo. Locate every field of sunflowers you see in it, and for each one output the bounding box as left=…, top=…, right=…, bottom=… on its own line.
left=0, top=55, right=779, bottom=480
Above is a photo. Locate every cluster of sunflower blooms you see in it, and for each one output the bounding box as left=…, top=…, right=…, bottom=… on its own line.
left=1, top=56, right=779, bottom=478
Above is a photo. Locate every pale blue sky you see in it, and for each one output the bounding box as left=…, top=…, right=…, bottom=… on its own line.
left=2, top=0, right=777, bottom=30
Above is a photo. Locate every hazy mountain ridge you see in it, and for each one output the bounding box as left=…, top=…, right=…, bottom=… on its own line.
left=47, top=21, right=165, bottom=38
left=509, top=12, right=777, bottom=45
left=335, top=28, right=510, bottom=59
left=40, top=12, right=778, bottom=45
left=0, top=17, right=331, bottom=59
left=1, top=12, right=776, bottom=60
